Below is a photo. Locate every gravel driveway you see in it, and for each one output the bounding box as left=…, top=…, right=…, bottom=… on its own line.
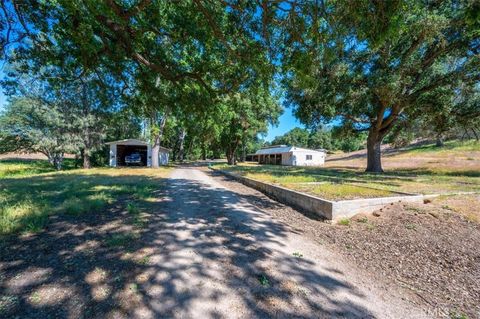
left=0, top=166, right=431, bottom=319
left=149, top=167, right=429, bottom=318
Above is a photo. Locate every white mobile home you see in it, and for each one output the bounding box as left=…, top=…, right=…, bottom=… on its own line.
left=106, top=139, right=170, bottom=167
left=249, top=145, right=326, bottom=166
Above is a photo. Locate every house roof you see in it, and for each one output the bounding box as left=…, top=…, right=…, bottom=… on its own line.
left=105, top=139, right=170, bottom=151
left=255, top=146, right=293, bottom=155
left=255, top=146, right=325, bottom=155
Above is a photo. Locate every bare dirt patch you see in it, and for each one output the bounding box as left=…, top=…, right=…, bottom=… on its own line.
left=207, top=169, right=480, bottom=318
left=0, top=179, right=168, bottom=319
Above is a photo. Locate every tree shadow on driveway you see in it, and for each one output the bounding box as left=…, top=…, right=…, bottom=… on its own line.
left=0, top=173, right=375, bottom=318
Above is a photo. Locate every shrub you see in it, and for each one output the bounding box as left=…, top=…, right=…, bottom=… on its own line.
left=337, top=218, right=351, bottom=226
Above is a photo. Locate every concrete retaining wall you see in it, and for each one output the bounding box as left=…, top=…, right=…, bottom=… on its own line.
left=332, top=195, right=425, bottom=219
left=214, top=169, right=425, bottom=220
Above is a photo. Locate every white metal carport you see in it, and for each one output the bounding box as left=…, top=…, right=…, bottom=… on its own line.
left=106, top=139, right=170, bottom=167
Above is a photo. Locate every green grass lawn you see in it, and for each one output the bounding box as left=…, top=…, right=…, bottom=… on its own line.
left=0, top=160, right=171, bottom=236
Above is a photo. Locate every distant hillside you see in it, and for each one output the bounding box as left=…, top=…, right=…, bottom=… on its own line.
left=326, top=140, right=480, bottom=173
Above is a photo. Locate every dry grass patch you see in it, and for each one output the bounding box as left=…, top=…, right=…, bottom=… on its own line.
left=0, top=159, right=76, bottom=178
left=431, top=194, right=480, bottom=223
left=244, top=172, right=318, bottom=184
left=286, top=182, right=397, bottom=200
left=215, top=140, right=480, bottom=196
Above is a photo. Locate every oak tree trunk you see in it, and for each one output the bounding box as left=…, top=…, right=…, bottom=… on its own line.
left=83, top=148, right=91, bottom=169
left=366, top=132, right=383, bottom=173
left=226, top=151, right=236, bottom=165
left=436, top=136, right=444, bottom=147
left=201, top=142, right=207, bottom=160
left=226, top=137, right=241, bottom=165
left=151, top=110, right=168, bottom=168
left=471, top=128, right=479, bottom=141
left=53, top=154, right=64, bottom=171
left=177, top=128, right=186, bottom=162
left=186, top=137, right=194, bottom=162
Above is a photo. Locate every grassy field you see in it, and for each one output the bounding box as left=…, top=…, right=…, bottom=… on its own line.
left=283, top=183, right=396, bottom=200
left=404, top=139, right=480, bottom=153
left=327, top=139, right=480, bottom=174
left=215, top=140, right=480, bottom=200
left=0, top=160, right=171, bottom=236
left=0, top=159, right=77, bottom=178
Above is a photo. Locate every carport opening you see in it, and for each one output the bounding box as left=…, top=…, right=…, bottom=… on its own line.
left=116, top=145, right=148, bottom=166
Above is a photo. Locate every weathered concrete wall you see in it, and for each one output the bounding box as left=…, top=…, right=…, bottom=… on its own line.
left=214, top=169, right=426, bottom=220
left=331, top=195, right=425, bottom=219
left=217, top=170, right=335, bottom=219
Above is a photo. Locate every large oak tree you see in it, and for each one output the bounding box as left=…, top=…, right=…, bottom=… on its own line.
left=280, top=0, right=479, bottom=172
left=3, top=0, right=277, bottom=167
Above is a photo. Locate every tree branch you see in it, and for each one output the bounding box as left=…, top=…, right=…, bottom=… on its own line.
left=105, top=0, right=151, bottom=20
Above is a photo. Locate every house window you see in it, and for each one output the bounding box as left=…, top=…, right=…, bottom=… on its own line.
left=306, top=155, right=312, bottom=160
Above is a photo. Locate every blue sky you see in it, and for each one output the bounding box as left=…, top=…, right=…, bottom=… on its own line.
left=264, top=106, right=303, bottom=141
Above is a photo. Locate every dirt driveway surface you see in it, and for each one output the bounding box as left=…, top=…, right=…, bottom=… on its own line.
left=1, top=166, right=431, bottom=318
left=148, top=167, right=427, bottom=318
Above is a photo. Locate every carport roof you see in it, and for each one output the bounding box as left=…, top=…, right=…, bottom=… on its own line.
left=106, top=139, right=148, bottom=146
left=106, top=139, right=171, bottom=152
